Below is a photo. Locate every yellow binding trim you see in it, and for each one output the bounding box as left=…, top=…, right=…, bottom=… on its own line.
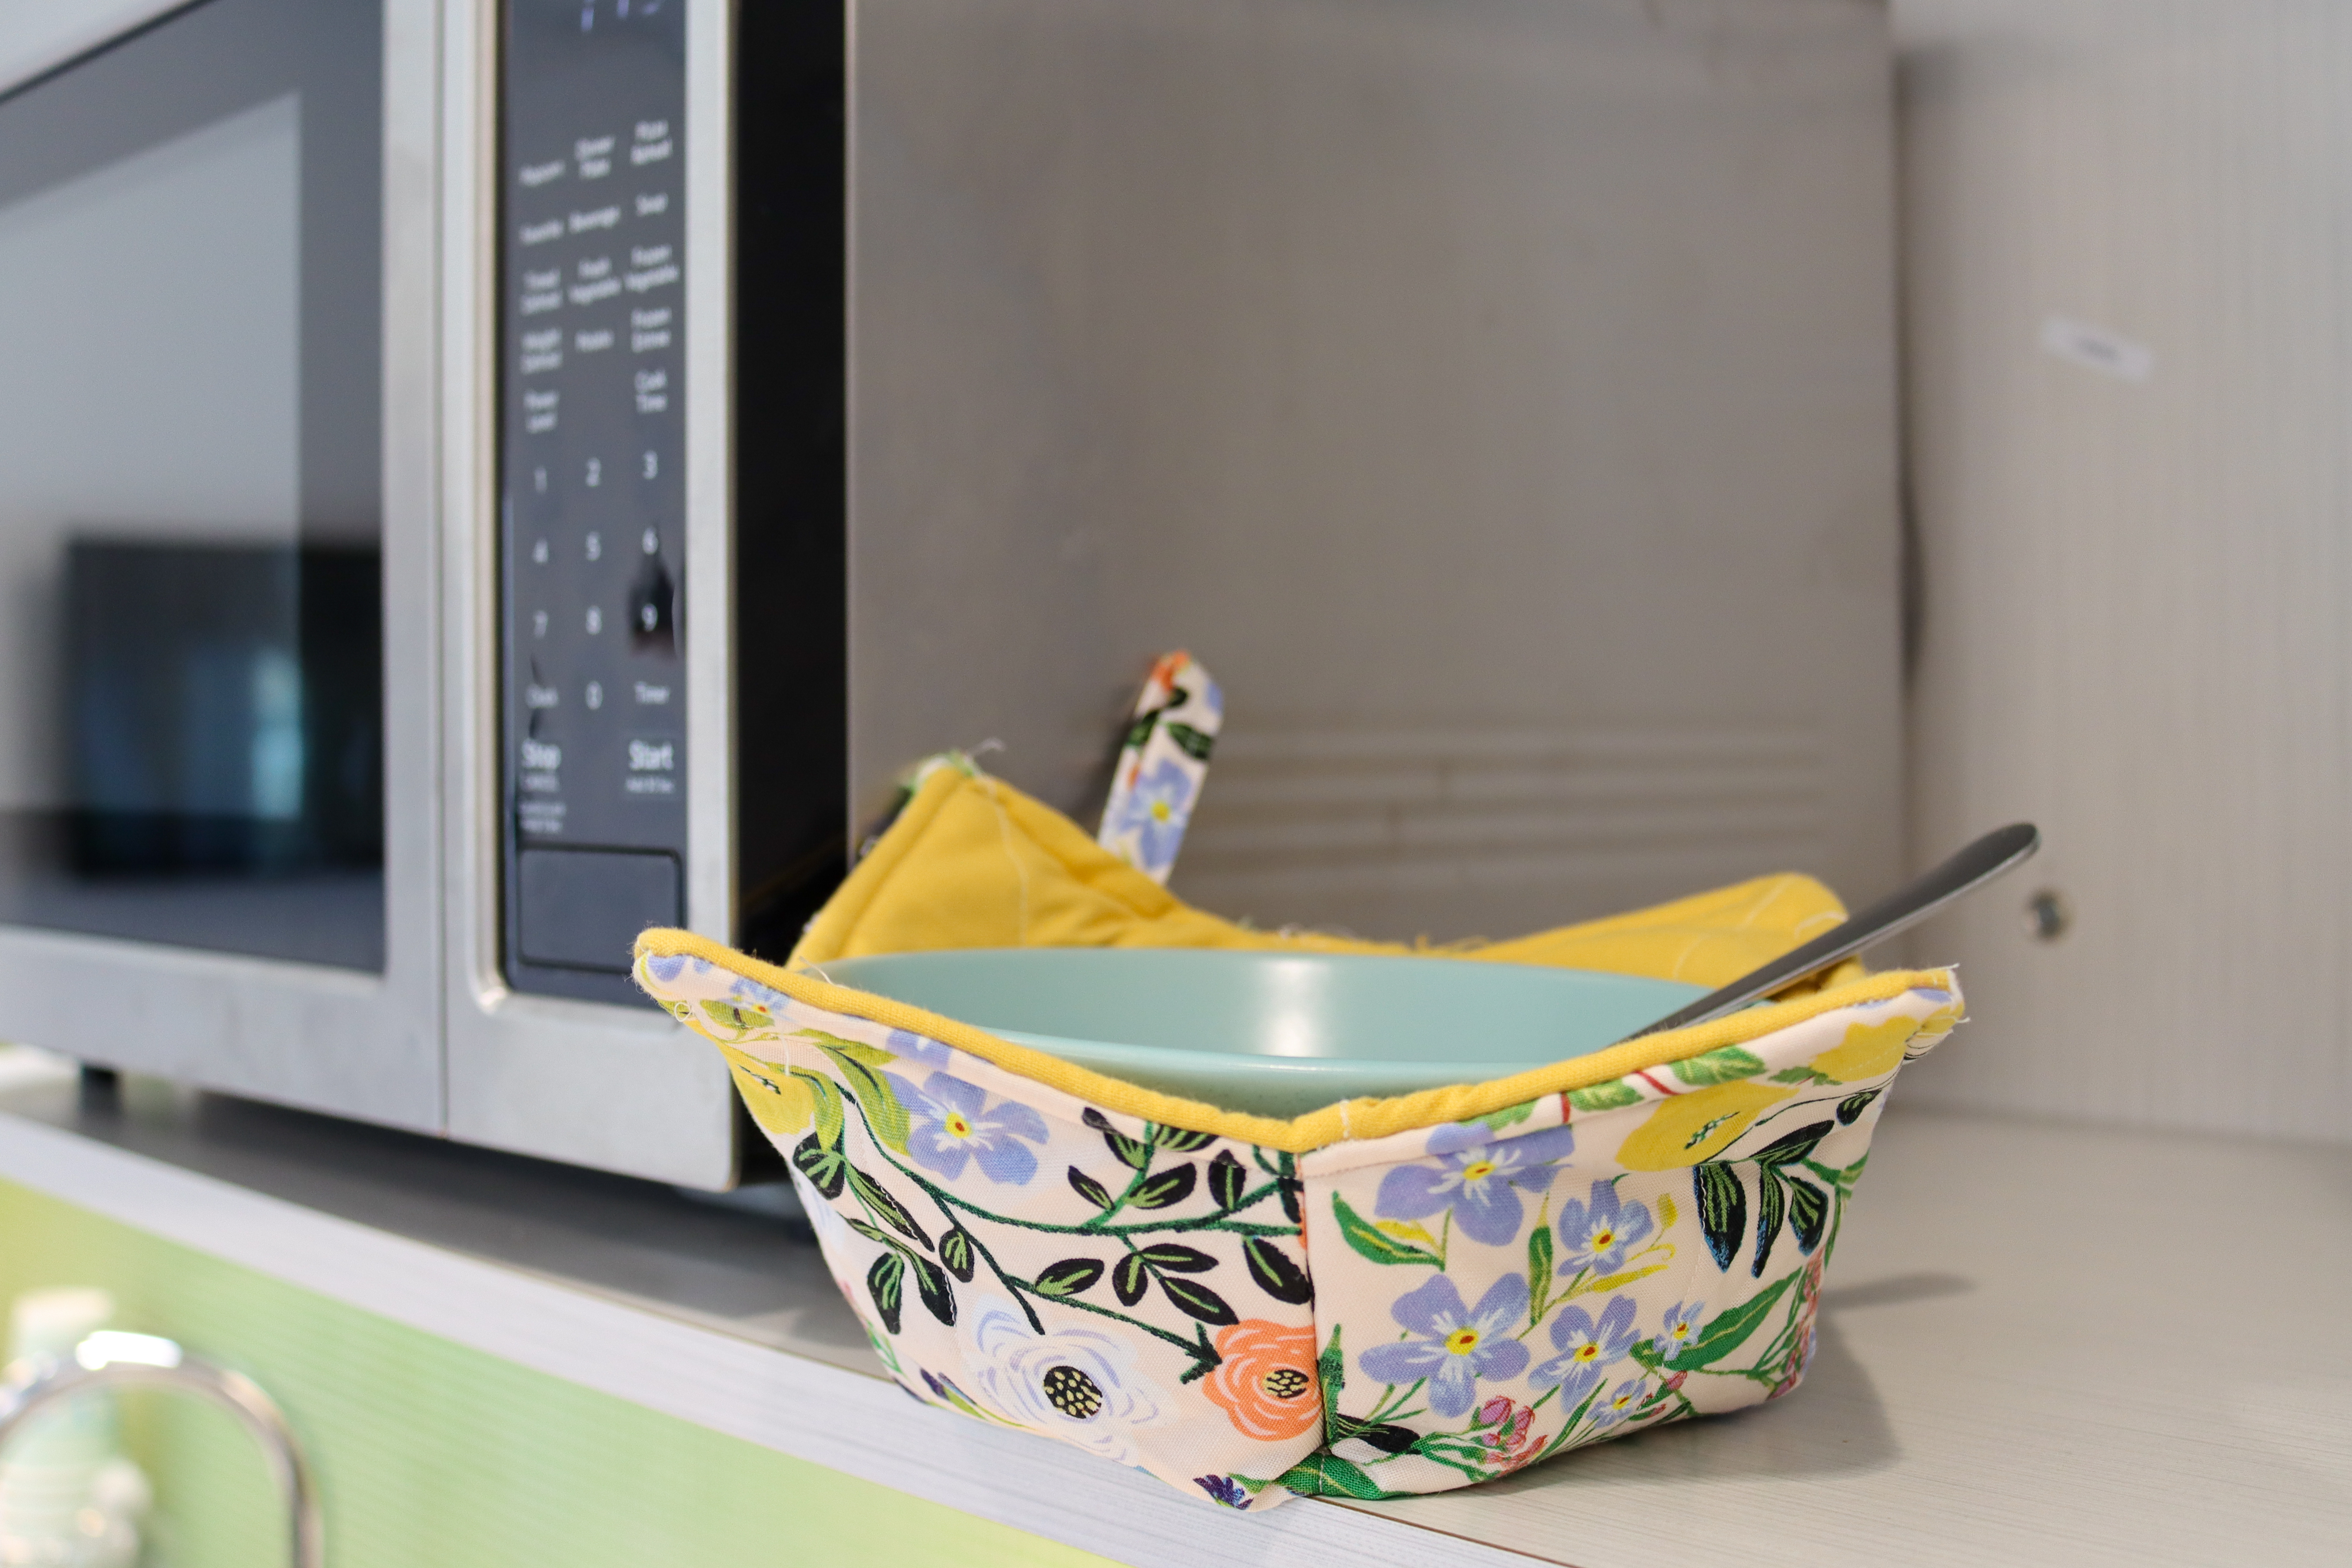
left=636, top=926, right=1954, bottom=1155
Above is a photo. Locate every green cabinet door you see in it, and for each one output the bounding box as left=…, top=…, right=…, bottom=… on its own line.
left=0, top=1182, right=1113, bottom=1568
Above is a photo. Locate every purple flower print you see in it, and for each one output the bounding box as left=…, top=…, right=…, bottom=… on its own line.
left=894, top=1072, right=1048, bottom=1184
left=1193, top=1475, right=1249, bottom=1509
left=882, top=1026, right=956, bottom=1077
left=1358, top=1273, right=1532, bottom=1419
left=1376, top=1124, right=1576, bottom=1248
left=1587, top=1376, right=1654, bottom=1431
left=1651, top=1300, right=1705, bottom=1360
left=1109, top=757, right=1197, bottom=874
left=1529, top=1294, right=1640, bottom=1403
left=1555, top=1178, right=1655, bottom=1277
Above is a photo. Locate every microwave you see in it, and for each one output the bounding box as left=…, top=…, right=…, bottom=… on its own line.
left=0, top=0, right=1905, bottom=1187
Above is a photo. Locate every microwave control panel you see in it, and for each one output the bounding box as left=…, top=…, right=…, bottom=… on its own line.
left=499, top=0, right=686, bottom=1001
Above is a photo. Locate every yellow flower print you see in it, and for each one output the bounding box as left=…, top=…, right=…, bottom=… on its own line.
left=718, top=1042, right=816, bottom=1139
left=1617, top=1081, right=1793, bottom=1171
left=1807, top=1015, right=1919, bottom=1084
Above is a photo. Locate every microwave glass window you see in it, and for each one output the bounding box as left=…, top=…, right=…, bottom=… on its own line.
left=0, top=0, right=385, bottom=970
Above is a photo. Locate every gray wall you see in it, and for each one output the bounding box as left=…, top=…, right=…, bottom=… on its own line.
left=1897, top=0, right=2352, bottom=1143
left=850, top=0, right=1908, bottom=946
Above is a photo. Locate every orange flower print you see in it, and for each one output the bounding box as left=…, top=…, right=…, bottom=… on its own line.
left=1203, top=1320, right=1320, bottom=1442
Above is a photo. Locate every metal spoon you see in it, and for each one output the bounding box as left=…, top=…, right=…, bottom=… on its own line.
left=1620, top=822, right=2041, bottom=1041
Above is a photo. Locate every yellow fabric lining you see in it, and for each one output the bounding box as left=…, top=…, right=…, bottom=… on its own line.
left=793, top=765, right=1866, bottom=986
left=637, top=765, right=1953, bottom=1153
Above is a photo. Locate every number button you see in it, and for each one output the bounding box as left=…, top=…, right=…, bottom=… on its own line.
left=628, top=559, right=675, bottom=650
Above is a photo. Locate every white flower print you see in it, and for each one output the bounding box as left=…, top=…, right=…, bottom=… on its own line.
left=959, top=1295, right=1170, bottom=1464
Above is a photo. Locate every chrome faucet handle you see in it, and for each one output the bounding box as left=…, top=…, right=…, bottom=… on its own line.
left=0, top=1332, right=321, bottom=1568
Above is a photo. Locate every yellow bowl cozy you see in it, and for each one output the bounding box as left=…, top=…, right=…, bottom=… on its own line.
left=635, top=761, right=1962, bottom=1511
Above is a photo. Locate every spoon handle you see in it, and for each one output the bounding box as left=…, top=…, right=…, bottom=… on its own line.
left=1620, top=822, right=2041, bottom=1042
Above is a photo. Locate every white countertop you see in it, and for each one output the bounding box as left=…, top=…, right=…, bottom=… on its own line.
left=0, top=1061, right=2341, bottom=1567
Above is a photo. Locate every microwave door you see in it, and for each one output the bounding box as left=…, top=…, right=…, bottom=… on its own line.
left=438, top=0, right=744, bottom=1189
left=0, top=0, right=442, bottom=1131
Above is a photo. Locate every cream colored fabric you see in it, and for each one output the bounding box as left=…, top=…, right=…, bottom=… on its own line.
left=632, top=761, right=1963, bottom=1509
left=636, top=946, right=1960, bottom=1509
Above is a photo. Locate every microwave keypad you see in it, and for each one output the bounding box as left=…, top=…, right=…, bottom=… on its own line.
left=501, top=0, right=687, bottom=992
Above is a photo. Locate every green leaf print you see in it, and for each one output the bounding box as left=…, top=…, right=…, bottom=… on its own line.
left=1165, top=722, right=1217, bottom=762
left=1207, top=1149, right=1249, bottom=1211
left=1526, top=1221, right=1555, bottom=1328
left=1317, top=1325, right=1346, bottom=1409
left=1278, top=1453, right=1388, bottom=1500
left=1836, top=1088, right=1882, bottom=1125
left=1752, top=1167, right=1787, bottom=1277
left=798, top=1031, right=913, bottom=1153
left=938, top=1226, right=977, bottom=1283
left=1753, top=1121, right=1835, bottom=1168
left=1567, top=1079, right=1643, bottom=1113
left=1662, top=1271, right=1799, bottom=1372
left=1474, top=1100, right=1534, bottom=1134
left=1241, top=1237, right=1313, bottom=1304
left=792, top=1133, right=847, bottom=1200
left=848, top=1166, right=931, bottom=1249
left=1032, top=1258, right=1106, bottom=1298
left=1785, top=1178, right=1830, bottom=1254
left=911, top=1255, right=958, bottom=1326
left=1157, top=1276, right=1238, bottom=1326
left=1135, top=1243, right=1216, bottom=1273
left=1067, top=1167, right=1114, bottom=1210
left=1331, top=1193, right=1444, bottom=1268
left=1339, top=1422, right=1420, bottom=1456
left=1693, top=1162, right=1746, bottom=1272
left=793, top=1069, right=845, bottom=1151
left=1082, top=1108, right=1153, bottom=1169
left=1112, top=1253, right=1151, bottom=1305
left=793, top=1029, right=896, bottom=1068
left=698, top=1000, right=775, bottom=1035
left=868, top=1252, right=907, bottom=1335
left=843, top=1217, right=898, bottom=1249
left=1672, top=1045, right=1769, bottom=1086
left=1130, top=1164, right=1197, bottom=1210
left=1150, top=1125, right=1217, bottom=1153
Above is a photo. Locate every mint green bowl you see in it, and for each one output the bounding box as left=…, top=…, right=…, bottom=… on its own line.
left=816, top=949, right=1707, bottom=1118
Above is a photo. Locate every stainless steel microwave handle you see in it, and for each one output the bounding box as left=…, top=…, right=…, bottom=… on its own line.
left=0, top=1334, right=322, bottom=1568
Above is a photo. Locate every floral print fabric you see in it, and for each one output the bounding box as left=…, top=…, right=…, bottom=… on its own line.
left=638, top=947, right=1959, bottom=1512
left=1096, top=651, right=1221, bottom=883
